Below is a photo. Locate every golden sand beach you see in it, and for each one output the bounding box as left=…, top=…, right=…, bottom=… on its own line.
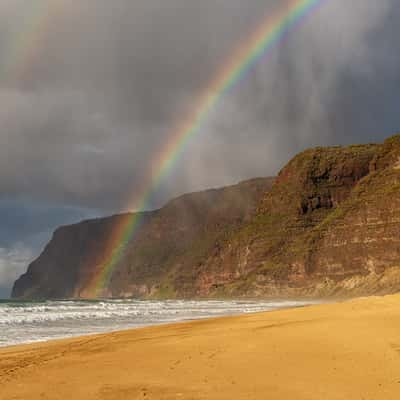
left=1, top=295, right=400, bottom=399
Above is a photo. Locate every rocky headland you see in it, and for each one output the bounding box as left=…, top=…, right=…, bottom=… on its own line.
left=12, top=134, right=400, bottom=299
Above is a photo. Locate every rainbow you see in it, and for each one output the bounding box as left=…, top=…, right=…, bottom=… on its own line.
left=0, top=0, right=324, bottom=297
left=0, top=0, right=325, bottom=296
left=82, top=0, right=326, bottom=296
left=1, top=0, right=67, bottom=83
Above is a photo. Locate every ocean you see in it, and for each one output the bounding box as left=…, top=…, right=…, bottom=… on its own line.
left=0, top=299, right=315, bottom=347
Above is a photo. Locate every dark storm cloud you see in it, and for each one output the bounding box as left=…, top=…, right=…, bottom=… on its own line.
left=0, top=0, right=398, bottom=210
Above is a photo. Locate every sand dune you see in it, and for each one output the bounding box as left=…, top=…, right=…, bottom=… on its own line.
left=1, top=295, right=400, bottom=399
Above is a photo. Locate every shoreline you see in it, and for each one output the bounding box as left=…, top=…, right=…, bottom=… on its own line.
left=0, top=298, right=318, bottom=349
left=1, top=302, right=318, bottom=350
left=2, top=294, right=400, bottom=399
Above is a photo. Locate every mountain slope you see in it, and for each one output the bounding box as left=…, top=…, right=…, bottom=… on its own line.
left=196, top=135, right=400, bottom=297
left=12, top=178, right=274, bottom=299
left=12, top=134, right=400, bottom=299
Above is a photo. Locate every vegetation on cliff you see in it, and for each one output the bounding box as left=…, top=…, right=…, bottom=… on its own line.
left=12, top=135, right=400, bottom=299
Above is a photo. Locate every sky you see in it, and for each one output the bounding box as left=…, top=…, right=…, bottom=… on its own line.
left=0, top=0, right=399, bottom=297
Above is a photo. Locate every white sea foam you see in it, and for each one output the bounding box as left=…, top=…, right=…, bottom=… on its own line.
left=0, top=299, right=317, bottom=347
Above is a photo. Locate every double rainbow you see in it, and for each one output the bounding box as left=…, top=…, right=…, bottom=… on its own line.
left=2, top=0, right=325, bottom=296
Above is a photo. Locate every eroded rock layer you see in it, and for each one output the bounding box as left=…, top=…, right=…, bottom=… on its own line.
left=12, top=135, right=400, bottom=299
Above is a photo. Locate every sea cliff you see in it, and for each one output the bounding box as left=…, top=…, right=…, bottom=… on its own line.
left=12, top=135, right=400, bottom=299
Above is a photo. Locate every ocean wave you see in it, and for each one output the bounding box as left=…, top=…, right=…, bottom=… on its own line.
left=0, top=299, right=317, bottom=347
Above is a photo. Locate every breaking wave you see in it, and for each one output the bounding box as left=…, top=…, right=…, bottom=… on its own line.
left=0, top=299, right=316, bottom=347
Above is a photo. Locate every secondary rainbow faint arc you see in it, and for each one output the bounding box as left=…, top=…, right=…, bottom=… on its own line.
left=1, top=0, right=67, bottom=82
left=83, top=0, right=326, bottom=297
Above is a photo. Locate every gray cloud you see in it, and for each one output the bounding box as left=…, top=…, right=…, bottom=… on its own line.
left=0, top=245, right=33, bottom=296
left=0, top=0, right=398, bottom=211
left=0, top=199, right=100, bottom=295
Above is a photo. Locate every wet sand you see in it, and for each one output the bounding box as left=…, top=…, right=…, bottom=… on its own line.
left=1, top=294, right=400, bottom=399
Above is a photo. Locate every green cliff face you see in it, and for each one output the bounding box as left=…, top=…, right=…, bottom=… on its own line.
left=197, top=135, right=400, bottom=298
left=12, top=135, right=400, bottom=299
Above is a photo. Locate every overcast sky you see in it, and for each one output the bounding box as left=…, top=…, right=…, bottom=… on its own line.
left=0, top=0, right=399, bottom=296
